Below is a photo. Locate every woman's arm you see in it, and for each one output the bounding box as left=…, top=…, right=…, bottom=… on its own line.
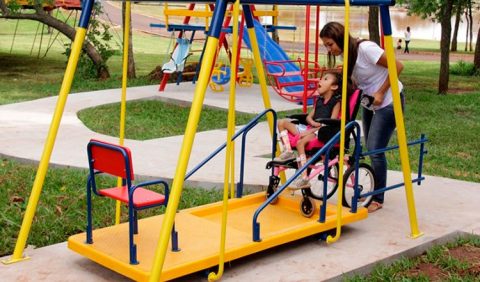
left=372, top=53, right=404, bottom=106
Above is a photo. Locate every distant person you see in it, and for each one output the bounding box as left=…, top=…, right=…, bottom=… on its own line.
left=397, top=39, right=402, bottom=50
left=404, top=26, right=411, bottom=54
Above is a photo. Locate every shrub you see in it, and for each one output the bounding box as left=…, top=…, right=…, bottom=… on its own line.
left=450, top=60, right=477, bottom=76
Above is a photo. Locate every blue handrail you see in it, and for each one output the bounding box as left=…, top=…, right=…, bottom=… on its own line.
left=185, top=109, right=277, bottom=197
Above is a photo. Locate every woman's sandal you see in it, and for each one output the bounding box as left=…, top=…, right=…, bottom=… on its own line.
left=367, top=201, right=383, bottom=213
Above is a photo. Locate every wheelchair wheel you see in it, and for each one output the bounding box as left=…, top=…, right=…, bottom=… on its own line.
left=308, top=163, right=339, bottom=201
left=300, top=197, right=316, bottom=218
left=342, top=163, right=375, bottom=208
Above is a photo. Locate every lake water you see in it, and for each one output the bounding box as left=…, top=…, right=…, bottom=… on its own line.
left=270, top=7, right=478, bottom=43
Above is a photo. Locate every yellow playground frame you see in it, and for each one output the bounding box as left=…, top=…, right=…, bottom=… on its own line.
left=3, top=0, right=423, bottom=281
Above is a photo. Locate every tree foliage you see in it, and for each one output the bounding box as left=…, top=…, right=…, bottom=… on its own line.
left=0, top=0, right=112, bottom=79
left=397, top=0, right=456, bottom=94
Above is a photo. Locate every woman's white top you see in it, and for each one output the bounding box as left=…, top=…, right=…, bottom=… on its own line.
left=405, top=31, right=411, bottom=41
left=352, top=41, right=403, bottom=110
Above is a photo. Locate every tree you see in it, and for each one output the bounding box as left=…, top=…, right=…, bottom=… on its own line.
left=466, top=0, right=473, bottom=51
left=0, top=0, right=111, bottom=79
left=450, top=0, right=463, bottom=52
left=368, top=6, right=380, bottom=45
left=438, top=0, right=454, bottom=95
left=399, top=0, right=456, bottom=94
left=474, top=25, right=480, bottom=70
left=122, top=1, right=136, bottom=79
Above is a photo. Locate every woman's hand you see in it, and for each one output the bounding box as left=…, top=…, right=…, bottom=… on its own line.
left=373, top=91, right=385, bottom=106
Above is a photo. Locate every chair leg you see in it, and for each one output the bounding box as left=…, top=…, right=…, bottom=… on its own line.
left=86, top=181, right=93, bottom=244
left=128, top=205, right=139, bottom=264
left=133, top=210, right=138, bottom=234
left=171, top=223, right=180, bottom=252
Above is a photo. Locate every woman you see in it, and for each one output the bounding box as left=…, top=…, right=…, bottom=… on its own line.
left=320, top=22, right=404, bottom=213
left=404, top=26, right=411, bottom=54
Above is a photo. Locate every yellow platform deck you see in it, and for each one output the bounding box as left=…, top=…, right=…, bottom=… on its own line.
left=68, top=192, right=367, bottom=281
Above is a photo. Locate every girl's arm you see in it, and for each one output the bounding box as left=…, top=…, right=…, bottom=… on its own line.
left=372, top=53, right=404, bottom=106
left=306, top=108, right=322, bottom=127
left=330, top=102, right=341, bottom=119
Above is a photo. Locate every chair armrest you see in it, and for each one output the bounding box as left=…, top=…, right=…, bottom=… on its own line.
left=88, top=171, right=105, bottom=196
left=132, top=179, right=170, bottom=201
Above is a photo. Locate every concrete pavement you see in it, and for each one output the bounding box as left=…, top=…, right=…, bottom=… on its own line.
left=1, top=83, right=479, bottom=281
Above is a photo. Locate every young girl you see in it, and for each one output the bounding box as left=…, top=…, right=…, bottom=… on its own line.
left=320, top=21, right=404, bottom=212
left=275, top=71, right=342, bottom=189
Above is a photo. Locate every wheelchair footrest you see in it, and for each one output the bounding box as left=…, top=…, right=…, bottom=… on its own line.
left=266, top=159, right=298, bottom=169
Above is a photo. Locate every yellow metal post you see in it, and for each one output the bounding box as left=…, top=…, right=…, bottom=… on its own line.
left=115, top=0, right=132, bottom=225
left=208, top=2, right=240, bottom=280
left=3, top=28, right=88, bottom=265
left=327, top=0, right=351, bottom=244
left=383, top=35, right=423, bottom=238
left=245, top=12, right=286, bottom=183
left=148, top=37, right=221, bottom=282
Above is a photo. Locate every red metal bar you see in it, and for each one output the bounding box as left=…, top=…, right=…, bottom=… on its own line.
left=303, top=5, right=311, bottom=113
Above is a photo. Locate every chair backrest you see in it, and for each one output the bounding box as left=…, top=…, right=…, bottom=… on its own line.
left=87, top=139, right=134, bottom=181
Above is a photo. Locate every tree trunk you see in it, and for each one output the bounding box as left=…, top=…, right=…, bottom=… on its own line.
left=467, top=0, right=473, bottom=51
left=474, top=25, right=480, bottom=70
left=438, top=0, right=454, bottom=95
left=464, top=11, right=469, bottom=51
left=451, top=2, right=462, bottom=52
left=0, top=1, right=110, bottom=79
left=122, top=1, right=136, bottom=78
left=368, top=7, right=380, bottom=45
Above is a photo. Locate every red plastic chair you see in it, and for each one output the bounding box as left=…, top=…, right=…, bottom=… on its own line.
left=86, top=139, right=179, bottom=264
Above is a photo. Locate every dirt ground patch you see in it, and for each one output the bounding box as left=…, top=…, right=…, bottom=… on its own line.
left=352, top=236, right=480, bottom=281
left=449, top=245, right=480, bottom=276
left=402, top=263, right=448, bottom=281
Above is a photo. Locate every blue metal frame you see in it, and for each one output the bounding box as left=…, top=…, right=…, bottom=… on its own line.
left=85, top=140, right=179, bottom=265
left=357, top=135, right=428, bottom=200
left=185, top=109, right=278, bottom=198
left=253, top=119, right=428, bottom=242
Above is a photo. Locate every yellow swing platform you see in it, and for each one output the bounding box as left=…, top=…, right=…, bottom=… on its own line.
left=68, top=193, right=367, bottom=281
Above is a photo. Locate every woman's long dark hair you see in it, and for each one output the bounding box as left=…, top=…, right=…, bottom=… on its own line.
left=320, top=22, right=360, bottom=79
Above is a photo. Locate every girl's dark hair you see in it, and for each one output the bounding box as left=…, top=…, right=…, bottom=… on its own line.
left=324, top=70, right=343, bottom=98
left=320, top=22, right=361, bottom=79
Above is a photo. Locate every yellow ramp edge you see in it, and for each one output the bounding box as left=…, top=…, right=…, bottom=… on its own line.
left=68, top=192, right=367, bottom=281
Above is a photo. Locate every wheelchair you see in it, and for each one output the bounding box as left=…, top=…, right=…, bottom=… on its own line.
left=265, top=90, right=376, bottom=218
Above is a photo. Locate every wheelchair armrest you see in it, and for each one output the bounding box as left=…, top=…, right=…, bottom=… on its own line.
left=314, top=118, right=340, bottom=126
left=286, top=113, right=308, bottom=125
